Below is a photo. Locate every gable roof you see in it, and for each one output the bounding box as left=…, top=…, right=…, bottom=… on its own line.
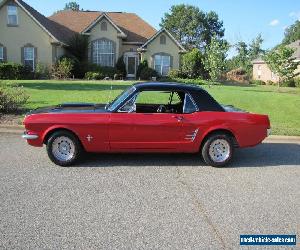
left=49, top=11, right=157, bottom=43
left=0, top=0, right=75, bottom=45
left=140, top=28, right=186, bottom=52
left=81, top=13, right=127, bottom=38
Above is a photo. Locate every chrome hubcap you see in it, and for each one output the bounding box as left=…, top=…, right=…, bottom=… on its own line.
left=208, top=139, right=230, bottom=163
left=52, top=136, right=75, bottom=162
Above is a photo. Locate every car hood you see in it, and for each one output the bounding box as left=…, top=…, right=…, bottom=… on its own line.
left=222, top=105, right=247, bottom=113
left=27, top=103, right=108, bottom=115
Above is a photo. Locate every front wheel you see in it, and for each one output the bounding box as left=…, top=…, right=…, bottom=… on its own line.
left=201, top=133, right=233, bottom=167
left=46, top=130, right=82, bottom=166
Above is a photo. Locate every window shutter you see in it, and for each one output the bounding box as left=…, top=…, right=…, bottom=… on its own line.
left=3, top=47, right=7, bottom=62
left=170, top=55, right=173, bottom=68
left=34, top=47, right=37, bottom=70
left=21, top=47, right=24, bottom=65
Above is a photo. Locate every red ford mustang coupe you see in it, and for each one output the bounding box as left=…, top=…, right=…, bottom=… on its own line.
left=23, top=82, right=271, bottom=167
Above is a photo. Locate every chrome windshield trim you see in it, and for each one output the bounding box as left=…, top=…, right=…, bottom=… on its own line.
left=183, top=92, right=199, bottom=113
left=22, top=132, right=39, bottom=140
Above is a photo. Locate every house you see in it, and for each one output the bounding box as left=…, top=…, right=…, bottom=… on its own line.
left=0, top=0, right=186, bottom=78
left=252, top=40, right=300, bottom=82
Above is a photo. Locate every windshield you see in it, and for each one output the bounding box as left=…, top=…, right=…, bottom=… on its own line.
left=106, top=86, right=136, bottom=111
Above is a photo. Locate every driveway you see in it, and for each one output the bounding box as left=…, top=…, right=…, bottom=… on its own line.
left=0, top=134, right=299, bottom=249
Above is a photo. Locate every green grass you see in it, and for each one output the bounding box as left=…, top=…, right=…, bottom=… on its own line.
left=2, top=80, right=300, bottom=136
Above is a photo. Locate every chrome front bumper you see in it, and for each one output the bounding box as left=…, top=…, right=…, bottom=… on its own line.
left=22, top=131, right=39, bottom=140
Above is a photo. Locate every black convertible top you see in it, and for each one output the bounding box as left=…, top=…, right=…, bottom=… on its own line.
left=133, top=82, right=225, bottom=112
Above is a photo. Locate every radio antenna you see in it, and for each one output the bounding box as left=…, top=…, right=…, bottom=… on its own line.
left=107, top=82, right=113, bottom=105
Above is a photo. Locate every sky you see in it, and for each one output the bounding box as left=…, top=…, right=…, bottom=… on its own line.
left=22, top=0, right=300, bottom=56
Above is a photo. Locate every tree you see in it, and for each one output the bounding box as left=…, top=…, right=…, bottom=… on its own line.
left=235, top=41, right=249, bottom=69
left=263, top=45, right=300, bottom=87
left=282, top=20, right=300, bottom=45
left=65, top=34, right=89, bottom=78
left=248, top=34, right=264, bottom=60
left=181, top=48, right=206, bottom=78
left=204, top=36, right=229, bottom=81
left=64, top=1, right=80, bottom=11
left=160, top=4, right=224, bottom=49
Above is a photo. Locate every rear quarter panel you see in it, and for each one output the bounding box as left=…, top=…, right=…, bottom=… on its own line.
left=193, top=111, right=270, bottom=148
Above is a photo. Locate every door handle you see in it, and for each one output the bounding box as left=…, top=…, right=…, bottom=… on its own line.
left=172, top=115, right=184, bottom=122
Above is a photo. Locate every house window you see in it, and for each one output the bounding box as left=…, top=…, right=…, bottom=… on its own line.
left=92, top=39, right=115, bottom=67
left=101, top=21, right=107, bottom=31
left=24, top=47, right=35, bottom=71
left=160, top=35, right=166, bottom=45
left=154, top=54, right=171, bottom=76
left=271, top=71, right=276, bottom=79
left=0, top=47, right=3, bottom=62
left=7, top=5, right=18, bottom=26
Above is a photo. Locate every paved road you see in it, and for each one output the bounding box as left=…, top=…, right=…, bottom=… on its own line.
left=0, top=134, right=299, bottom=249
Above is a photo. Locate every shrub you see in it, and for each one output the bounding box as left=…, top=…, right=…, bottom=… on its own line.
left=35, top=63, right=50, bottom=79
left=181, top=48, right=207, bottom=79
left=294, top=78, right=300, bottom=88
left=100, top=66, right=117, bottom=79
left=281, top=79, right=296, bottom=87
left=0, top=62, right=32, bottom=80
left=140, top=67, right=158, bottom=80
left=167, top=69, right=187, bottom=79
left=226, top=68, right=249, bottom=83
left=84, top=71, right=103, bottom=80
left=115, top=56, right=126, bottom=78
left=51, top=57, right=74, bottom=79
left=0, top=85, right=29, bottom=113
left=137, top=60, right=148, bottom=78
left=249, top=79, right=265, bottom=85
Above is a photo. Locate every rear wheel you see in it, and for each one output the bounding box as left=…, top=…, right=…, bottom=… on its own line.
left=46, top=130, right=82, bottom=166
left=201, top=133, right=233, bottom=167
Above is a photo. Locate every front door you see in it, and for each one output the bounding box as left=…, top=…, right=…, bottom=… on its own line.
left=125, top=52, right=138, bottom=78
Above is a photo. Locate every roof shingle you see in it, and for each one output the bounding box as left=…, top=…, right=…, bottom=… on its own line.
left=49, top=10, right=157, bottom=43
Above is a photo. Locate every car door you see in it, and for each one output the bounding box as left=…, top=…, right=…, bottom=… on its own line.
left=109, top=90, right=185, bottom=151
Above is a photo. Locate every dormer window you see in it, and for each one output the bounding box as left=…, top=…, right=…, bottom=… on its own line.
left=101, top=21, right=107, bottom=31
left=160, top=35, right=166, bottom=45
left=7, top=5, right=18, bottom=26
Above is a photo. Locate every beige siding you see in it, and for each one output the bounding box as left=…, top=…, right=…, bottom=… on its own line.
left=141, top=31, right=181, bottom=70
left=120, top=44, right=140, bottom=55
left=88, top=17, right=121, bottom=63
left=0, top=1, right=55, bottom=67
left=253, top=63, right=280, bottom=83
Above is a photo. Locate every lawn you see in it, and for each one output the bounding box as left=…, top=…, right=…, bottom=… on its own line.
left=1, top=80, right=300, bottom=136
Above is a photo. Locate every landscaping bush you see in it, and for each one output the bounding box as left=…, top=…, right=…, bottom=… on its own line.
left=0, top=62, right=32, bottom=80
left=139, top=67, right=158, bottom=80
left=167, top=69, right=187, bottom=79
left=100, top=66, right=117, bottom=79
left=294, top=78, right=300, bottom=88
left=226, top=68, right=249, bottom=83
left=281, top=79, right=296, bottom=87
left=0, top=85, right=29, bottom=113
left=35, top=63, right=50, bottom=79
left=115, top=56, right=126, bottom=78
left=84, top=71, right=104, bottom=80
left=181, top=48, right=207, bottom=79
left=51, top=57, right=74, bottom=79
left=249, top=79, right=265, bottom=85
left=137, top=60, right=148, bottom=79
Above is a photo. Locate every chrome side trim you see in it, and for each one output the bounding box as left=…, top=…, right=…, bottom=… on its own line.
left=185, top=129, right=199, bottom=142
left=22, top=132, right=39, bottom=140
left=183, top=92, right=199, bottom=113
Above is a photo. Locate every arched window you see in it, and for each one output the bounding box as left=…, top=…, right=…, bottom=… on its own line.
left=154, top=53, right=171, bottom=76
left=160, top=35, right=166, bottom=45
left=92, top=39, right=115, bottom=67
left=101, top=21, right=107, bottom=31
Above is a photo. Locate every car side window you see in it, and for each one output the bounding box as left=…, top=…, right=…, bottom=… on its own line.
left=183, top=94, right=198, bottom=114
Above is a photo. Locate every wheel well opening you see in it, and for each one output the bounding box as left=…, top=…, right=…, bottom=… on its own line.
left=43, top=128, right=80, bottom=145
left=200, top=129, right=239, bottom=150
